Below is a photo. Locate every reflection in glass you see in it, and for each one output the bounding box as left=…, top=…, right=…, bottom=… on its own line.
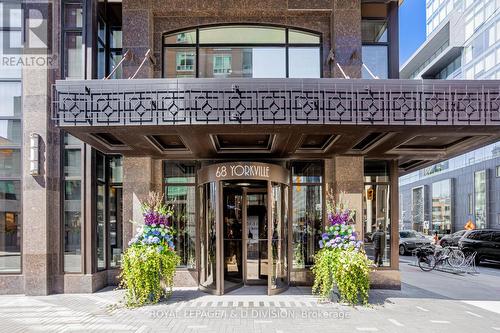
left=246, top=193, right=268, bottom=282
left=64, top=180, right=82, bottom=272
left=198, top=48, right=286, bottom=78
left=270, top=183, right=288, bottom=290
left=164, top=161, right=197, bottom=184
left=163, top=26, right=321, bottom=78
left=109, top=186, right=122, bottom=268
left=163, top=48, right=196, bottom=78
left=291, top=161, right=323, bottom=183
left=474, top=170, right=487, bottom=229
left=64, top=3, right=83, bottom=28
left=223, top=188, right=243, bottom=290
left=166, top=185, right=196, bottom=268
left=97, top=184, right=106, bottom=270
left=199, top=26, right=285, bottom=44
left=292, top=185, right=322, bottom=268
left=63, top=134, right=82, bottom=273
left=361, top=20, right=388, bottom=43
left=288, top=48, right=320, bottom=78
left=0, top=120, right=21, bottom=146
left=363, top=184, right=391, bottom=267
left=431, top=179, right=452, bottom=236
left=411, top=186, right=425, bottom=233
left=64, top=149, right=81, bottom=178
left=199, top=183, right=217, bottom=290
left=362, top=45, right=388, bottom=79
left=289, top=30, right=320, bottom=44
left=65, top=33, right=84, bottom=79
left=0, top=180, right=21, bottom=273
left=109, top=156, right=123, bottom=183
left=0, top=149, right=20, bottom=177
left=163, top=30, right=197, bottom=44
left=0, top=82, right=21, bottom=117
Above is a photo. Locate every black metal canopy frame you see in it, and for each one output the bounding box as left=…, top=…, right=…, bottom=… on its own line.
left=52, top=78, right=500, bottom=127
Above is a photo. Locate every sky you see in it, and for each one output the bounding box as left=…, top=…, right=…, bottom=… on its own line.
left=399, top=0, right=427, bottom=67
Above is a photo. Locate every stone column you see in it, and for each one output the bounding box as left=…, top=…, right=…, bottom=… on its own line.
left=21, top=1, right=62, bottom=295
left=122, top=0, right=154, bottom=79
left=331, top=0, right=362, bottom=78
left=22, top=66, right=50, bottom=295
left=331, top=156, right=364, bottom=235
left=122, top=157, right=154, bottom=247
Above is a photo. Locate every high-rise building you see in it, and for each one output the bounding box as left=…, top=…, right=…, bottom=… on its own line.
left=401, top=0, right=500, bottom=80
left=0, top=0, right=499, bottom=296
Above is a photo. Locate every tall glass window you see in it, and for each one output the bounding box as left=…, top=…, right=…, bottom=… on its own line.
left=62, top=1, right=84, bottom=79
left=163, top=161, right=197, bottom=268
left=431, top=179, right=453, bottom=236
left=291, top=161, right=323, bottom=271
left=411, top=186, right=425, bottom=233
left=0, top=1, right=22, bottom=79
left=362, top=19, right=389, bottom=79
left=163, top=26, right=321, bottom=78
left=0, top=76, right=22, bottom=273
left=96, top=0, right=123, bottom=79
left=474, top=170, right=487, bottom=229
left=363, top=160, right=391, bottom=267
left=63, top=133, right=83, bottom=272
left=96, top=152, right=106, bottom=270
left=108, top=156, right=123, bottom=268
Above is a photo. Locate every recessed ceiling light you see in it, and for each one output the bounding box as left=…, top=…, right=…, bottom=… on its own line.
left=236, top=182, right=251, bottom=186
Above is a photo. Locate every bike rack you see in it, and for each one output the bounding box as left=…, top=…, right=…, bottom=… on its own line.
left=410, top=248, right=479, bottom=275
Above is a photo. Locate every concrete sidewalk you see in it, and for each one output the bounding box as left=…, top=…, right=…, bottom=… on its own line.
left=1, top=263, right=500, bottom=332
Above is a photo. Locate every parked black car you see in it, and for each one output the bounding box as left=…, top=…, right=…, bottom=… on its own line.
left=439, top=230, right=467, bottom=247
left=458, top=229, right=500, bottom=265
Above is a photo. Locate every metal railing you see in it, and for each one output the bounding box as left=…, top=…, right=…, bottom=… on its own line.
left=52, top=78, right=500, bottom=127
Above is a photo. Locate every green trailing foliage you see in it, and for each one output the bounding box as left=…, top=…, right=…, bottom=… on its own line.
left=120, top=245, right=180, bottom=307
left=312, top=193, right=373, bottom=305
left=119, top=192, right=180, bottom=307
left=312, top=248, right=372, bottom=305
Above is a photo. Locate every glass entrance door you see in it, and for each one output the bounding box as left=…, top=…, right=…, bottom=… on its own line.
left=222, top=186, right=244, bottom=293
left=244, top=190, right=268, bottom=285
left=197, top=162, right=291, bottom=296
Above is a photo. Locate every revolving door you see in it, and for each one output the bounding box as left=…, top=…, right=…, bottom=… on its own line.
left=198, top=162, right=289, bottom=295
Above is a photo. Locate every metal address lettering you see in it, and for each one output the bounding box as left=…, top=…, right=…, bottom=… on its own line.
left=215, top=164, right=270, bottom=179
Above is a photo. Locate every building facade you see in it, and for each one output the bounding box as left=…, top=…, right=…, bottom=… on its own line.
left=0, top=0, right=499, bottom=296
left=401, top=0, right=500, bottom=80
left=399, top=142, right=500, bottom=236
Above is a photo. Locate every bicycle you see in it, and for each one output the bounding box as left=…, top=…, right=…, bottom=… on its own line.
left=415, top=245, right=465, bottom=271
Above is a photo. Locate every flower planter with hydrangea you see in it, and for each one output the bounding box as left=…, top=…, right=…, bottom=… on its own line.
left=119, top=192, right=180, bottom=307
left=312, top=195, right=373, bottom=305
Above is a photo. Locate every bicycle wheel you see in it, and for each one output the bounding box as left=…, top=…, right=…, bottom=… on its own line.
left=447, top=249, right=465, bottom=267
left=418, top=254, right=436, bottom=271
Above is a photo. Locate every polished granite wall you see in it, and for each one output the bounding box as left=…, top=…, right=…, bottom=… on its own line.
left=122, top=0, right=363, bottom=79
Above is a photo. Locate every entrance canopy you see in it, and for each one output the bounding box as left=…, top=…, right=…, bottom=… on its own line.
left=52, top=78, right=500, bottom=174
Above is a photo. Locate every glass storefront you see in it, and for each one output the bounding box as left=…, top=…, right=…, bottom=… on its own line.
left=363, top=160, right=391, bottom=267
left=163, top=161, right=197, bottom=268
left=290, top=161, right=323, bottom=272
